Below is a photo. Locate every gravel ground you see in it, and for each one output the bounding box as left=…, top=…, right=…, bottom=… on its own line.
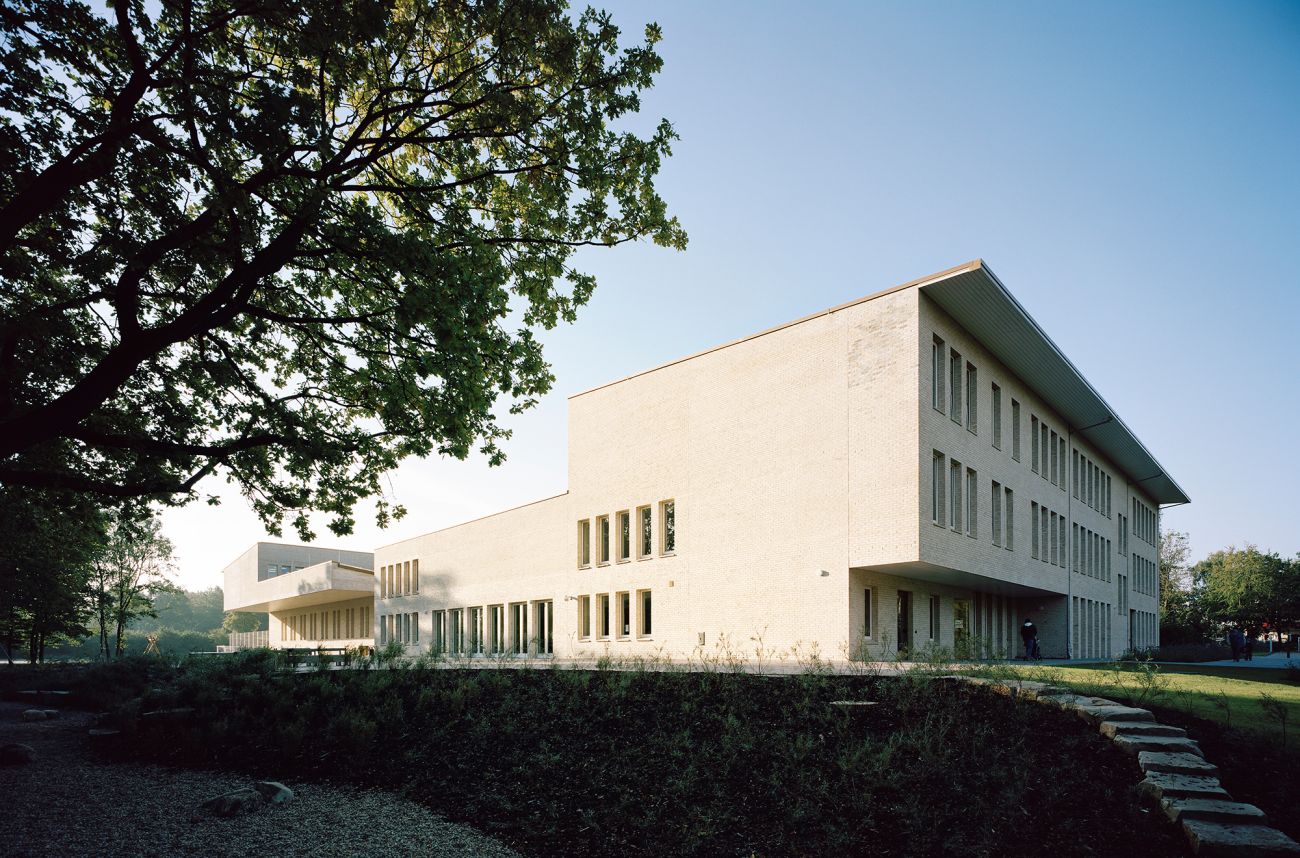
left=0, top=701, right=520, bottom=857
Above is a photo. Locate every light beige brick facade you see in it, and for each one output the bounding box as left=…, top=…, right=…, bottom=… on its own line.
left=373, top=261, right=1186, bottom=662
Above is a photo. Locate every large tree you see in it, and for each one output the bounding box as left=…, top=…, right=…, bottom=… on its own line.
left=0, top=0, right=684, bottom=537
left=1193, top=546, right=1300, bottom=640
left=89, top=509, right=177, bottom=659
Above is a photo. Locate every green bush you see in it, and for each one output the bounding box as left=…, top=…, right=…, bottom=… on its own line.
left=78, top=659, right=1188, bottom=857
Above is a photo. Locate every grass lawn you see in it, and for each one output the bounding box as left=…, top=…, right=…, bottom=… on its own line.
left=967, top=659, right=1300, bottom=843
left=974, top=661, right=1300, bottom=746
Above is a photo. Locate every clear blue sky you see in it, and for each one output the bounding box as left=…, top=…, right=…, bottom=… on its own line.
left=166, top=0, right=1300, bottom=588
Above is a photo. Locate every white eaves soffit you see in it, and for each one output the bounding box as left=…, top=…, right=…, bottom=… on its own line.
left=919, top=262, right=1190, bottom=506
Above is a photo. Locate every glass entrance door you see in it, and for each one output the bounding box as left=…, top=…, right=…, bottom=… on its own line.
left=953, top=599, right=970, bottom=658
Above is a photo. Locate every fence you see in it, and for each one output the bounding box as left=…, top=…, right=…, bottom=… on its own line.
left=228, top=630, right=270, bottom=650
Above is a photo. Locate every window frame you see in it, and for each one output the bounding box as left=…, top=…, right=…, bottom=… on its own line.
left=596, top=514, right=610, bottom=565
left=659, top=499, right=676, bottom=555
left=637, top=504, right=653, bottom=559
left=578, top=519, right=592, bottom=568
left=637, top=589, right=652, bottom=638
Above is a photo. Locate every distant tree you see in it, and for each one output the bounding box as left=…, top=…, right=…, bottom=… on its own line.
left=89, top=511, right=177, bottom=659
left=222, top=611, right=265, bottom=634
left=0, top=0, right=685, bottom=539
left=0, top=486, right=104, bottom=662
left=136, top=586, right=225, bottom=632
left=1159, top=531, right=1192, bottom=609
left=1193, top=546, right=1300, bottom=640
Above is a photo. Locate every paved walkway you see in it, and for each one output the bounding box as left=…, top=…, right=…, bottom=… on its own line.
left=1159, top=651, right=1298, bottom=670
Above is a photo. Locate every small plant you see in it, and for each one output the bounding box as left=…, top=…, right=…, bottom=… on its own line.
left=1259, top=692, right=1291, bottom=750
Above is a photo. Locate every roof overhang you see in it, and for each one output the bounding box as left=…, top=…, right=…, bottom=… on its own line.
left=919, top=261, right=1190, bottom=506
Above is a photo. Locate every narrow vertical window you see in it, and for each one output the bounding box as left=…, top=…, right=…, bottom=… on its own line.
left=1072, top=450, right=1079, bottom=498
left=991, top=481, right=1002, bottom=547
left=1031, top=501, right=1039, bottom=558
left=578, top=595, right=591, bottom=639
left=1059, top=516, right=1067, bottom=571
left=637, top=505, right=652, bottom=559
left=1050, top=512, right=1059, bottom=566
left=1045, top=431, right=1055, bottom=486
left=932, top=451, right=946, bottom=526
left=863, top=588, right=874, bottom=638
left=1041, top=423, right=1050, bottom=481
left=991, top=383, right=1001, bottom=449
left=1011, top=400, right=1021, bottom=461
left=578, top=520, right=591, bottom=567
left=950, top=459, right=962, bottom=533
left=616, top=591, right=631, bottom=637
left=638, top=590, right=652, bottom=637
left=929, top=595, right=940, bottom=641
left=1059, top=438, right=1066, bottom=491
left=597, top=515, right=610, bottom=564
left=660, top=500, right=676, bottom=554
left=616, top=510, right=630, bottom=561
left=966, top=468, right=977, bottom=537
left=1040, top=506, right=1049, bottom=564
left=598, top=594, right=610, bottom=638
left=932, top=336, right=946, bottom=412
left=966, top=363, right=978, bottom=433
left=949, top=349, right=962, bottom=423
left=1031, top=416, right=1039, bottom=472
left=1004, top=487, right=1014, bottom=550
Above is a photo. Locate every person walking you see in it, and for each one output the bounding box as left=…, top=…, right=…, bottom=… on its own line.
left=1228, top=627, right=1244, bottom=662
left=1020, top=619, right=1039, bottom=660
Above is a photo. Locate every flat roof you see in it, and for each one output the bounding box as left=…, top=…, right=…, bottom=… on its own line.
left=571, top=259, right=1189, bottom=506
left=920, top=262, right=1189, bottom=506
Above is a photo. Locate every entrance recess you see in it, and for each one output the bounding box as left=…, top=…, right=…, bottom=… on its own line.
left=953, top=599, right=970, bottom=658
left=897, top=590, right=912, bottom=657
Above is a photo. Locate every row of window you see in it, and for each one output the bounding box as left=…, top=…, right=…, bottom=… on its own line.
left=379, top=559, right=419, bottom=600
left=1133, top=498, right=1157, bottom=545
left=1030, top=501, right=1068, bottom=567
left=1072, top=524, right=1113, bottom=582
left=931, top=451, right=979, bottom=537
left=261, top=562, right=305, bottom=581
left=1073, top=450, right=1112, bottom=517
left=1117, top=513, right=1130, bottom=556
left=1073, top=597, right=1112, bottom=659
left=1133, top=554, right=1156, bottom=596
left=576, top=590, right=653, bottom=640
left=1133, top=609, right=1157, bottom=651
left=279, top=605, right=371, bottom=642
left=578, top=500, right=675, bottom=568
left=417, top=602, right=557, bottom=656
left=932, top=337, right=981, bottom=434
left=381, top=612, right=419, bottom=646
left=862, top=588, right=943, bottom=641
left=990, top=480, right=1015, bottom=550
left=1030, top=414, right=1068, bottom=493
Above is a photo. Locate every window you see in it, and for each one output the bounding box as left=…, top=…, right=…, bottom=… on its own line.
left=1040, top=422, right=1050, bottom=481
left=949, top=349, right=962, bottom=423
left=1072, top=450, right=1079, bottom=498
left=991, top=480, right=1002, bottom=547
left=448, top=609, right=463, bottom=654
left=578, top=596, right=591, bottom=639
left=509, top=602, right=528, bottom=654
left=966, top=363, right=977, bottom=433
left=966, top=468, right=977, bottom=537
left=660, top=500, right=676, bottom=554
left=1059, top=516, right=1066, bottom=571
left=929, top=595, right=940, bottom=641
left=638, top=590, right=652, bottom=637
left=616, top=591, right=631, bottom=638
left=596, top=515, right=610, bottom=564
left=1011, top=400, right=1021, bottom=461
left=1031, top=416, right=1039, bottom=472
left=489, top=605, right=505, bottom=654
left=534, top=601, right=554, bottom=655
left=468, top=607, right=481, bottom=654
left=932, top=336, right=946, bottom=412
left=1040, top=507, right=1049, bottom=564
left=637, top=505, right=653, bottom=559
left=863, top=588, right=874, bottom=638
left=1049, top=430, right=1058, bottom=486
left=1004, top=487, right=1014, bottom=550
left=932, top=451, right=946, bottom=527
left=597, top=593, right=611, bottom=638
left=949, top=459, right=962, bottom=533
left=578, top=520, right=591, bottom=567
left=616, top=510, right=630, bottom=562
left=1058, top=438, right=1066, bottom=492
left=991, top=384, right=1002, bottom=449
left=1050, top=512, right=1059, bottom=566
left=1031, top=501, right=1039, bottom=559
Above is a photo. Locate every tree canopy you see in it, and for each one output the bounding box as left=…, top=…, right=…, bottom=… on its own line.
left=1193, top=545, right=1300, bottom=639
left=0, top=0, right=685, bottom=537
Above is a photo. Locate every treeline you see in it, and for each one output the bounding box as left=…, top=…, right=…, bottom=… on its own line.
left=0, top=486, right=260, bottom=663
left=1160, top=532, right=1300, bottom=644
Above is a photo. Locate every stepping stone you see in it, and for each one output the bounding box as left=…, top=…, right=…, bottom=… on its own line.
left=1074, top=703, right=1156, bottom=727
left=1162, top=798, right=1268, bottom=825
left=1113, top=734, right=1205, bottom=757
left=253, top=781, right=295, bottom=804
left=1100, top=720, right=1186, bottom=739
left=1137, top=771, right=1230, bottom=803
left=21, top=709, right=49, bottom=722
left=1181, top=819, right=1300, bottom=856
left=1139, top=751, right=1219, bottom=777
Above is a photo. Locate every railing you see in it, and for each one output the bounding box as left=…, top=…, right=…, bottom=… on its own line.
left=228, top=630, right=270, bottom=650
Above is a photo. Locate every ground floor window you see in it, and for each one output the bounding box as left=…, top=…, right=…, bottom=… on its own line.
left=862, top=588, right=874, bottom=639
left=578, top=595, right=591, bottom=639
left=616, top=591, right=631, bottom=638
left=637, top=590, right=652, bottom=637
left=534, top=600, right=554, bottom=655
left=598, top=593, right=611, bottom=638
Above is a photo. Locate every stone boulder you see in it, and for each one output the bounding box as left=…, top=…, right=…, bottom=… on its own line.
left=21, top=709, right=49, bottom=722
left=0, top=743, right=36, bottom=765
left=253, top=781, right=295, bottom=804
left=197, top=788, right=265, bottom=818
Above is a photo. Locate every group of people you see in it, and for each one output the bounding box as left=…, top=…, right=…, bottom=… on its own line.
left=1227, top=627, right=1253, bottom=662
